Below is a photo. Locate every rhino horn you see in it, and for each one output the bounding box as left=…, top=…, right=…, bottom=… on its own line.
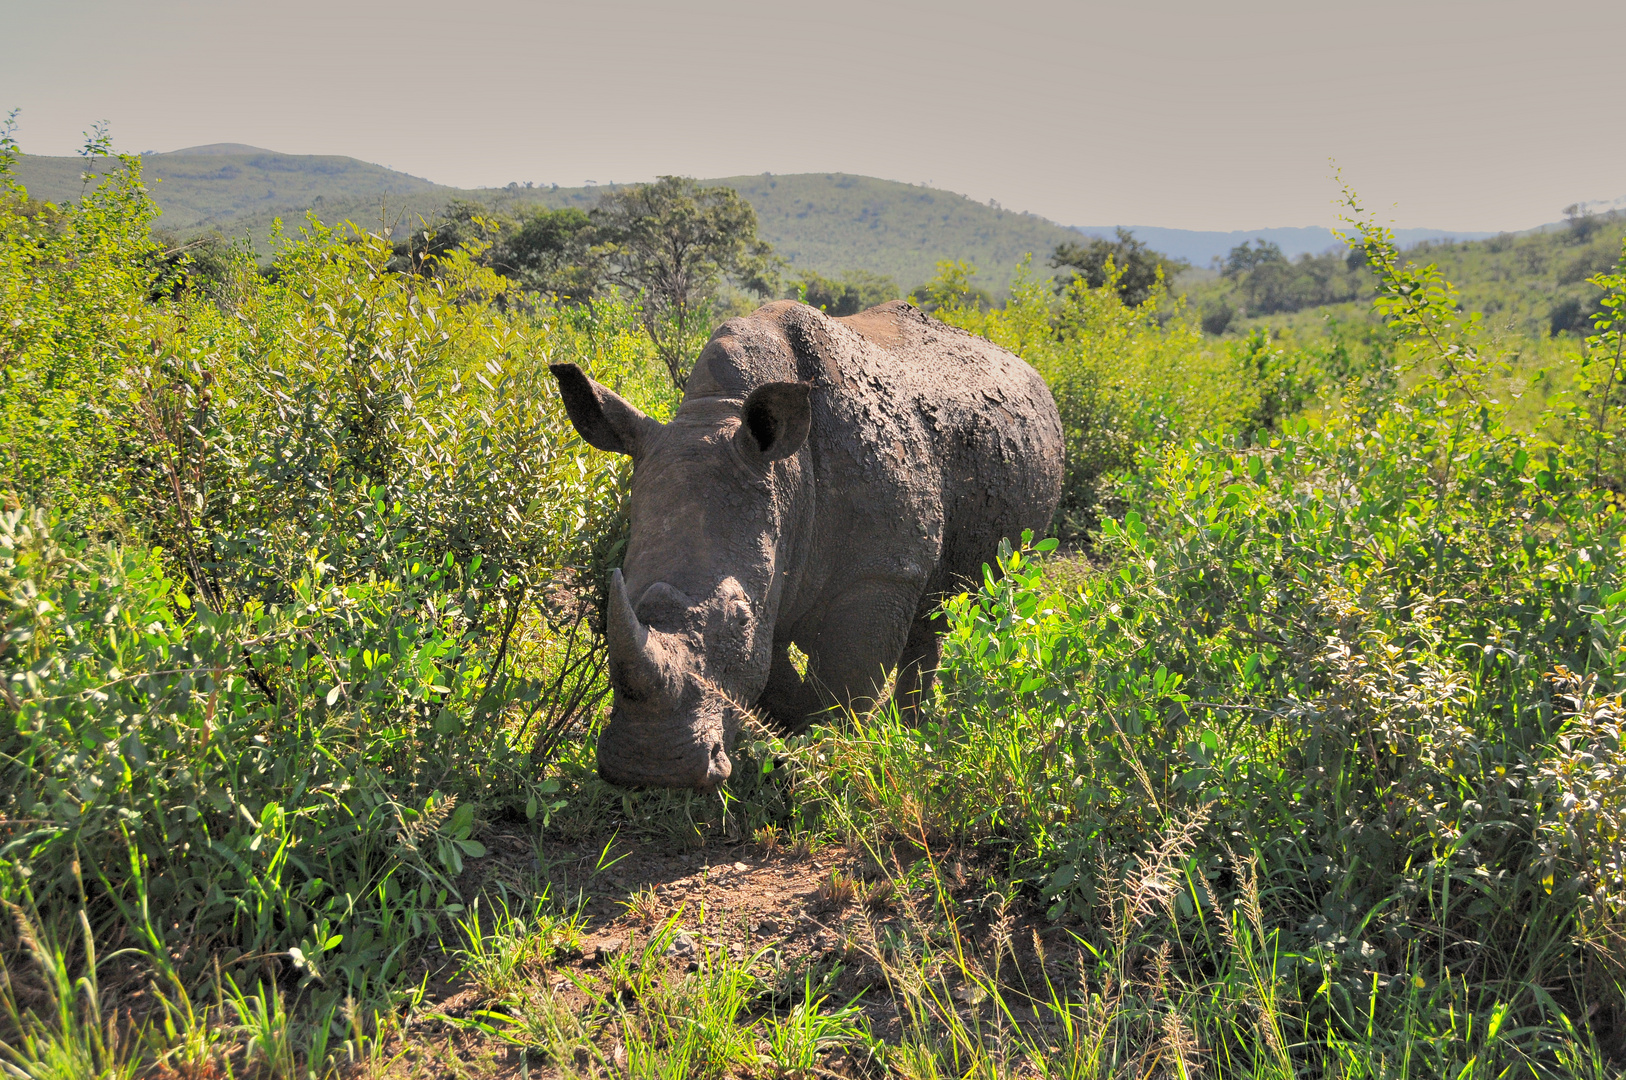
left=607, top=568, right=667, bottom=700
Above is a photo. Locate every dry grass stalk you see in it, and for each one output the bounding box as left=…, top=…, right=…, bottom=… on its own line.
left=864, top=879, right=897, bottom=912
left=1158, top=1007, right=1206, bottom=1078
left=816, top=871, right=860, bottom=908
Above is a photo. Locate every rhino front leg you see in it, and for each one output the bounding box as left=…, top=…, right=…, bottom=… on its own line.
left=757, top=641, right=827, bottom=735
left=790, top=577, right=925, bottom=725
left=893, top=614, right=941, bottom=723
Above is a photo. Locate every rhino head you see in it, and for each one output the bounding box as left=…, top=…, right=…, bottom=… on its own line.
left=549, top=362, right=812, bottom=790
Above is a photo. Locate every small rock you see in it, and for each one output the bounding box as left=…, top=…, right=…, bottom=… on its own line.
left=665, top=932, right=696, bottom=958
left=592, top=939, right=625, bottom=965
left=733, top=861, right=748, bottom=872
left=756, top=918, right=779, bottom=936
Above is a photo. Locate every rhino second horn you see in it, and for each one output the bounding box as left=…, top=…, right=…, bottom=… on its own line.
left=607, top=568, right=666, bottom=700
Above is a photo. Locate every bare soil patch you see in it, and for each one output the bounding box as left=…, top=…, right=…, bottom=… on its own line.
left=381, top=833, right=1075, bottom=1078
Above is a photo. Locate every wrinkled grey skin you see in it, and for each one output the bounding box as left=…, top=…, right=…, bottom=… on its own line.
left=550, top=300, right=1062, bottom=790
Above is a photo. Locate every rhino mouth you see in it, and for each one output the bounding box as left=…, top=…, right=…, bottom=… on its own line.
left=595, top=686, right=746, bottom=790
left=596, top=717, right=733, bottom=790
left=595, top=568, right=749, bottom=791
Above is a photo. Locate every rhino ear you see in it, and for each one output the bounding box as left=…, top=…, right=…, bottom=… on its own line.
left=738, top=381, right=812, bottom=463
left=549, top=363, right=659, bottom=456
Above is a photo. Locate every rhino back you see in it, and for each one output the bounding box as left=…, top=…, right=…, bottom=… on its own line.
left=683, top=300, right=1061, bottom=630
left=836, top=302, right=1063, bottom=594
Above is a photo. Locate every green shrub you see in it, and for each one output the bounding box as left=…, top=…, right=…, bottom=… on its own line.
left=0, top=136, right=667, bottom=994
left=928, top=256, right=1257, bottom=535
left=9, top=119, right=1626, bottom=1075
left=782, top=205, right=1626, bottom=1070
left=791, top=268, right=900, bottom=316
left=2, top=506, right=510, bottom=986
left=0, top=127, right=161, bottom=530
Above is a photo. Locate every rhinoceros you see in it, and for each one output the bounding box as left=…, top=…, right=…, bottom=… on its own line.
left=550, top=299, right=1062, bottom=789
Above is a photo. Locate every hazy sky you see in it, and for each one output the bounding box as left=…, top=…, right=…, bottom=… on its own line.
left=3, top=0, right=1622, bottom=231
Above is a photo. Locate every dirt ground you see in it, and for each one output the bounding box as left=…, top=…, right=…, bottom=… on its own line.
left=391, top=832, right=1073, bottom=1078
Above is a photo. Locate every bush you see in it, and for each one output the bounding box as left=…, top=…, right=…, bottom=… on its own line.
left=1199, top=297, right=1235, bottom=335
left=1221, top=240, right=1369, bottom=315
left=792, top=268, right=900, bottom=316
left=1553, top=293, right=1606, bottom=336
left=1050, top=227, right=1188, bottom=308
left=0, top=129, right=161, bottom=531
left=783, top=209, right=1626, bottom=1070
left=0, top=136, right=665, bottom=994
left=926, top=256, right=1259, bottom=535
left=9, top=122, right=1626, bottom=1075
left=3, top=506, right=509, bottom=986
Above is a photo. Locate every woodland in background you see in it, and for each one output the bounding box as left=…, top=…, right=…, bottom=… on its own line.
left=5, top=128, right=1626, bottom=1079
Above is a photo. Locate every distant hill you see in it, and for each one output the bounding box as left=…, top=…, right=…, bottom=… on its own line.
left=1071, top=224, right=1498, bottom=267
left=710, top=173, right=1083, bottom=294
left=10, top=147, right=1082, bottom=294
left=9, top=144, right=1550, bottom=296
left=13, top=146, right=445, bottom=236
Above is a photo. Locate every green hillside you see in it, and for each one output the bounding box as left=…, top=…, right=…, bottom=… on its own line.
left=1179, top=212, right=1626, bottom=341
left=13, top=144, right=445, bottom=234
left=22, top=144, right=1611, bottom=312
left=709, top=172, right=1082, bottom=293
left=11, top=146, right=1081, bottom=293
